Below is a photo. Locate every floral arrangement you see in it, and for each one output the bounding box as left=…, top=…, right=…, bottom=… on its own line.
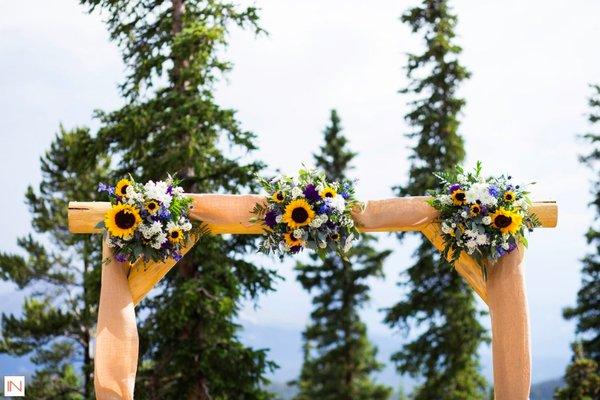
left=428, top=162, right=540, bottom=276
left=97, top=176, right=199, bottom=264
left=251, top=167, right=360, bottom=258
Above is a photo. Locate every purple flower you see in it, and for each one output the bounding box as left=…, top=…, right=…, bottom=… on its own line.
left=507, top=242, right=517, bottom=253
left=449, top=184, right=461, bottom=193
left=341, top=191, right=350, bottom=199
left=303, top=184, right=321, bottom=202
left=488, top=185, right=500, bottom=198
left=115, top=253, right=128, bottom=263
left=264, top=210, right=278, bottom=228
left=290, top=245, right=303, bottom=254
left=173, top=252, right=183, bottom=261
left=97, top=183, right=115, bottom=195
left=496, top=246, right=507, bottom=257
left=167, top=185, right=173, bottom=195
left=480, top=206, right=488, bottom=215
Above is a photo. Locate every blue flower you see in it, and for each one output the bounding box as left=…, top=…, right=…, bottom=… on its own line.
left=341, top=191, right=350, bottom=199
left=173, top=252, right=182, bottom=261
left=158, top=207, right=171, bottom=220
left=115, top=253, right=128, bottom=263
left=318, top=203, right=331, bottom=214
left=303, top=184, right=321, bottom=202
left=449, top=183, right=461, bottom=193
left=488, top=185, right=500, bottom=198
left=264, top=210, right=278, bottom=228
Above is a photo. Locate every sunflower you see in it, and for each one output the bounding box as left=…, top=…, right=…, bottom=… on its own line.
left=115, top=178, right=132, bottom=197
left=272, top=191, right=285, bottom=203
left=470, top=204, right=482, bottom=216
left=168, top=227, right=184, bottom=244
left=329, top=232, right=340, bottom=241
left=105, top=203, right=142, bottom=238
left=145, top=200, right=160, bottom=215
left=491, top=208, right=523, bottom=234
left=283, top=199, right=315, bottom=228
left=284, top=231, right=304, bottom=247
left=451, top=189, right=467, bottom=205
left=503, top=191, right=516, bottom=202
left=319, top=187, right=337, bottom=199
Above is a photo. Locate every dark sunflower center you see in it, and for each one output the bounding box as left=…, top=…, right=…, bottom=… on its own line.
left=506, top=194, right=513, bottom=200
left=325, top=192, right=334, bottom=198
left=290, top=233, right=300, bottom=242
left=171, top=231, right=179, bottom=238
left=120, top=184, right=129, bottom=195
left=276, top=192, right=284, bottom=201
left=331, top=234, right=339, bottom=240
left=494, top=215, right=512, bottom=228
left=472, top=206, right=480, bottom=214
left=291, top=207, right=309, bottom=223
left=148, top=202, right=157, bottom=210
left=115, top=210, right=136, bottom=229
left=454, top=192, right=465, bottom=201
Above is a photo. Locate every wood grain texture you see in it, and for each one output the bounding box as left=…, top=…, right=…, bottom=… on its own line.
left=68, top=195, right=558, bottom=304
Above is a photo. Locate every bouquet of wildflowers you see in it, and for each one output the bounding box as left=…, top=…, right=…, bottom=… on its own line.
left=251, top=167, right=360, bottom=258
left=428, top=162, right=540, bottom=277
left=97, top=176, right=199, bottom=264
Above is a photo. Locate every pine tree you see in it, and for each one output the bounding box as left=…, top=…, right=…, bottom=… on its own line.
left=383, top=1, right=488, bottom=399
left=79, top=1, right=278, bottom=398
left=563, top=85, right=600, bottom=362
left=554, top=343, right=600, bottom=400
left=0, top=127, right=110, bottom=398
left=292, top=110, right=392, bottom=400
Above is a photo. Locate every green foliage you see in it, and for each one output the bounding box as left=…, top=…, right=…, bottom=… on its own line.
left=563, top=85, right=600, bottom=363
left=554, top=342, right=600, bottom=400
left=0, top=127, right=110, bottom=398
left=79, top=0, right=278, bottom=398
left=292, top=110, right=392, bottom=400
left=384, top=1, right=488, bottom=399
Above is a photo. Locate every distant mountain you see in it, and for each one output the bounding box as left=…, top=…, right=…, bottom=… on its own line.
left=530, top=377, right=563, bottom=400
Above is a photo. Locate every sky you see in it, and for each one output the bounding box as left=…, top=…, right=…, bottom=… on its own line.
left=1, top=0, right=600, bottom=388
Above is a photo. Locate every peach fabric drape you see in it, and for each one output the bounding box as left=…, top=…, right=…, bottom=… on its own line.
left=93, top=195, right=531, bottom=400
left=95, top=239, right=138, bottom=400
left=487, top=247, right=531, bottom=400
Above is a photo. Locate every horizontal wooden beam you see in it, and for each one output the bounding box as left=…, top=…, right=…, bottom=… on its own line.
left=68, top=195, right=557, bottom=305
left=68, top=195, right=558, bottom=234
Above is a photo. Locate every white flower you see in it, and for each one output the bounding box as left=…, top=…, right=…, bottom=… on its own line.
left=345, top=219, right=354, bottom=228
left=482, top=216, right=492, bottom=225
left=461, top=211, right=468, bottom=219
left=451, top=223, right=457, bottom=228
left=343, top=233, right=355, bottom=253
left=465, top=183, right=498, bottom=206
left=502, top=242, right=510, bottom=250
left=441, top=223, right=453, bottom=234
left=439, top=195, right=452, bottom=205
left=144, top=180, right=172, bottom=207
left=140, top=221, right=163, bottom=239
left=466, top=239, right=477, bottom=250
left=458, top=174, right=468, bottom=184
left=293, top=229, right=304, bottom=238
left=125, top=185, right=144, bottom=204
left=475, top=234, right=489, bottom=246
left=319, top=214, right=329, bottom=223
left=330, top=195, right=346, bottom=212
left=151, top=232, right=167, bottom=249
left=319, top=242, right=327, bottom=249
left=515, top=198, right=529, bottom=210
left=291, top=187, right=303, bottom=199
left=309, top=219, right=322, bottom=228
left=316, top=183, right=325, bottom=192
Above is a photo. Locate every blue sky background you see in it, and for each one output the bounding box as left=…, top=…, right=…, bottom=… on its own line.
left=1, top=0, right=600, bottom=389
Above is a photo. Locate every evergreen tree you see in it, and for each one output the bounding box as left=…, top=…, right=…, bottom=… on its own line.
left=0, top=127, right=110, bottom=398
left=383, top=1, right=488, bottom=399
left=292, top=110, right=392, bottom=400
left=554, top=343, right=600, bottom=400
left=563, top=85, right=600, bottom=362
left=80, top=1, right=278, bottom=398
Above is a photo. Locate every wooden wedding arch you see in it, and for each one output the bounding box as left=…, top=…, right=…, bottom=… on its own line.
left=69, top=194, right=557, bottom=400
